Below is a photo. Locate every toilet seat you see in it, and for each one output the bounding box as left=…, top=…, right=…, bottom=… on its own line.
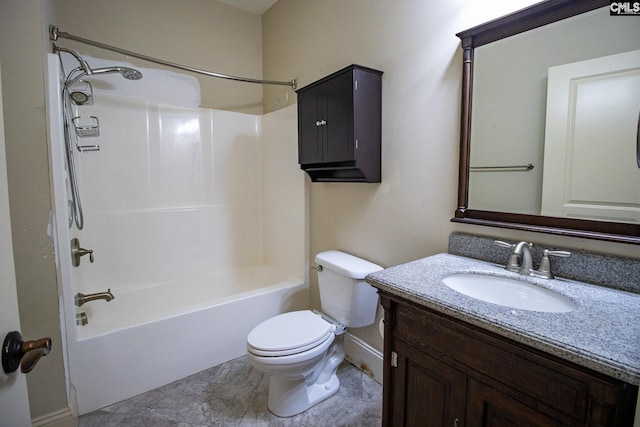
left=247, top=310, right=335, bottom=357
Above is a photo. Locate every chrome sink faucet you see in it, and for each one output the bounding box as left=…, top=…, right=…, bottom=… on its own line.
left=497, top=240, right=533, bottom=275
left=75, top=289, right=115, bottom=307
left=495, top=241, right=570, bottom=279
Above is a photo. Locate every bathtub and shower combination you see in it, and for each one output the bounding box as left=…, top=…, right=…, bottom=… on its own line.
left=47, top=48, right=308, bottom=414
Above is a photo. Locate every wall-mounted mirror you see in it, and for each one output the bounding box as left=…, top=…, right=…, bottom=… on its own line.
left=453, top=0, right=640, bottom=244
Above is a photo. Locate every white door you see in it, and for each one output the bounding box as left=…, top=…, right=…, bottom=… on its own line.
left=541, top=49, right=640, bottom=222
left=0, top=61, right=32, bottom=425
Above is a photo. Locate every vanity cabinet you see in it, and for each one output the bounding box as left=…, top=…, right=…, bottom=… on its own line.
left=379, top=293, right=638, bottom=427
left=296, top=64, right=382, bottom=182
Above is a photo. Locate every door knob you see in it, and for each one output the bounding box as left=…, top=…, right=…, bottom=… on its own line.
left=71, top=237, right=94, bottom=267
left=2, top=331, right=52, bottom=374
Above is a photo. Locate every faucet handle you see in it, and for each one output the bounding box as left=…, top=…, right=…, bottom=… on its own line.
left=545, top=249, right=571, bottom=258
left=535, top=249, right=571, bottom=279
left=495, top=240, right=519, bottom=271
left=494, top=240, right=514, bottom=249
left=495, top=241, right=518, bottom=271
left=71, top=238, right=94, bottom=267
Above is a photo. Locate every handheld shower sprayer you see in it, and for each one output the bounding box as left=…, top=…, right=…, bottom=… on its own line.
left=90, top=66, right=143, bottom=80
left=54, top=44, right=143, bottom=231
left=54, top=44, right=143, bottom=87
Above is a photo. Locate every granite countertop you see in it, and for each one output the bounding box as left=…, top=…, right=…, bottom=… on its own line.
left=366, top=253, right=640, bottom=385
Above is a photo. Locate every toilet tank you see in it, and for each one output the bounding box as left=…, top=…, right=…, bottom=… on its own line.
left=315, top=250, right=383, bottom=328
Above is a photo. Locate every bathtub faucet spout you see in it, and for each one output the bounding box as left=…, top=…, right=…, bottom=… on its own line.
left=75, top=289, right=115, bottom=307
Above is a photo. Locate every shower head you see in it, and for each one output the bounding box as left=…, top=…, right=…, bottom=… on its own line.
left=90, top=67, right=143, bottom=80
left=55, top=45, right=143, bottom=86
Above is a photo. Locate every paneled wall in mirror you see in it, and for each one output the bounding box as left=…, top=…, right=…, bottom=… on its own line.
left=454, top=0, right=640, bottom=244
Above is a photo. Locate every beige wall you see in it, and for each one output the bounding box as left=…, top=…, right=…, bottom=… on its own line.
left=262, top=0, right=640, bottom=351
left=2, top=0, right=639, bottom=421
left=55, top=0, right=264, bottom=113
left=0, top=0, right=68, bottom=419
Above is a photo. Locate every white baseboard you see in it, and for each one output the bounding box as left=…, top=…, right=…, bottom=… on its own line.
left=32, top=407, right=75, bottom=427
left=344, top=332, right=383, bottom=384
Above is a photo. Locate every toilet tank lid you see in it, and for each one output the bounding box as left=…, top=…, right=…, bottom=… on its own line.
left=315, top=250, right=383, bottom=279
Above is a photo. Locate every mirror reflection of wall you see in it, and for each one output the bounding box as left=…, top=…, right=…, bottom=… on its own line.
left=468, top=6, right=640, bottom=221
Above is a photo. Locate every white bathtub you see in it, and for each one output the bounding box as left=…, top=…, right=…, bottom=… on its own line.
left=46, top=55, right=308, bottom=415
left=69, top=266, right=308, bottom=415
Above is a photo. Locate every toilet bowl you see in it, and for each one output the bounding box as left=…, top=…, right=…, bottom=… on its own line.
left=247, top=310, right=344, bottom=417
left=247, top=310, right=336, bottom=377
left=246, top=250, right=382, bottom=417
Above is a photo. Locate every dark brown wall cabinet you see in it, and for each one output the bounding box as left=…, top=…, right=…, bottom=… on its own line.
left=296, top=64, right=382, bottom=182
left=379, top=293, right=638, bottom=427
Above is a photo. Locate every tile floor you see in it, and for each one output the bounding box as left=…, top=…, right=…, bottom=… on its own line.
left=78, top=356, right=382, bottom=426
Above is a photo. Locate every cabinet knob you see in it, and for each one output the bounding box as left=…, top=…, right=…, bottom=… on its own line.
left=315, top=120, right=327, bottom=127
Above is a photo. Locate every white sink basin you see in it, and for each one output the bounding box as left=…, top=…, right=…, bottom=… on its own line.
left=442, top=273, right=577, bottom=313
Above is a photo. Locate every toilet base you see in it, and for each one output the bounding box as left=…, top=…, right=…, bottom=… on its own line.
left=267, top=339, right=345, bottom=417
left=267, top=371, right=340, bottom=417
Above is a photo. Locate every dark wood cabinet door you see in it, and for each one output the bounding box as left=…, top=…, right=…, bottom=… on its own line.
left=322, top=71, right=354, bottom=163
left=297, top=70, right=354, bottom=165
left=297, top=84, right=323, bottom=164
left=392, top=339, right=467, bottom=427
left=466, top=378, right=567, bottom=427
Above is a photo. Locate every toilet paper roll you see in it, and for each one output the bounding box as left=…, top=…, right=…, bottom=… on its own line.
left=378, top=318, right=384, bottom=339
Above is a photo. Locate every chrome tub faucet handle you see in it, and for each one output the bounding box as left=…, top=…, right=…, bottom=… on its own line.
left=71, top=238, right=94, bottom=267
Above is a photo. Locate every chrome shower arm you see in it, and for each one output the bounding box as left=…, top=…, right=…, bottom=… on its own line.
left=53, top=44, right=92, bottom=75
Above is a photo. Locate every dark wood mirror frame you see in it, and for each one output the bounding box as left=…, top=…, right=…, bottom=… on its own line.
left=452, top=0, right=640, bottom=245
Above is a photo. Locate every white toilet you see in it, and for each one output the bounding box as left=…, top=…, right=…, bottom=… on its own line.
left=246, top=250, right=382, bottom=417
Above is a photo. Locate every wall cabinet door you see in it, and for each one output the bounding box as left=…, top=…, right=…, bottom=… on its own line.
left=296, top=64, right=382, bottom=182
left=297, top=71, right=354, bottom=165
left=297, top=84, right=324, bottom=164
left=391, top=339, right=467, bottom=427
left=321, top=72, right=354, bottom=163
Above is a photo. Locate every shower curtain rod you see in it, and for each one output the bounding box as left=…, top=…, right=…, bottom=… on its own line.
left=49, top=26, right=297, bottom=89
